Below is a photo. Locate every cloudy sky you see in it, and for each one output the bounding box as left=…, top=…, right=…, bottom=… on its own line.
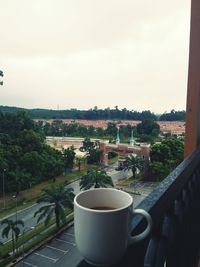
left=0, top=0, right=190, bottom=113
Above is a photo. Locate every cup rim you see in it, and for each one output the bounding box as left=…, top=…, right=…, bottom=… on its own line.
left=74, top=188, right=133, bottom=213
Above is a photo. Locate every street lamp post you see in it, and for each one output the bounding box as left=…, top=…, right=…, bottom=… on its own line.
left=2, top=168, right=6, bottom=209
left=13, top=195, right=18, bottom=221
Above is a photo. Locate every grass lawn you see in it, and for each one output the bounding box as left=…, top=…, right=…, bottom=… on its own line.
left=0, top=169, right=87, bottom=218
left=117, top=174, right=142, bottom=186
left=107, top=156, right=119, bottom=165
left=118, top=177, right=134, bottom=185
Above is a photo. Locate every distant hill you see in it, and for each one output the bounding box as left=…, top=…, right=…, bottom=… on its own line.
left=0, top=106, right=186, bottom=121
left=159, top=110, right=186, bottom=121
left=0, top=105, right=26, bottom=113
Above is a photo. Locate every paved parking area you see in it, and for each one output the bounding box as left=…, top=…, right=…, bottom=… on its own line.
left=14, top=226, right=83, bottom=267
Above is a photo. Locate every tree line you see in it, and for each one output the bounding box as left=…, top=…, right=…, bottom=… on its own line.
left=37, top=119, right=160, bottom=143
left=0, top=106, right=186, bottom=121
left=159, top=109, right=186, bottom=121
left=0, top=112, right=96, bottom=195
left=0, top=112, right=107, bottom=196
left=0, top=111, right=64, bottom=194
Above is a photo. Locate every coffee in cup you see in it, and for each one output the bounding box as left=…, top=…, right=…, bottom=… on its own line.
left=74, top=188, right=152, bottom=266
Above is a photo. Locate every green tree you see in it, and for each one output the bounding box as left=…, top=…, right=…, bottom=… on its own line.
left=137, top=119, right=160, bottom=136
left=123, top=154, right=144, bottom=179
left=150, top=137, right=184, bottom=181
left=34, top=183, right=74, bottom=228
left=1, top=219, right=24, bottom=254
left=105, top=122, right=117, bottom=137
left=87, top=147, right=102, bottom=164
left=87, top=125, right=96, bottom=136
left=41, top=145, right=64, bottom=182
left=149, top=161, right=170, bottom=181
left=51, top=120, right=63, bottom=136
left=80, top=168, right=114, bottom=190
left=18, top=129, right=44, bottom=153
left=150, top=138, right=184, bottom=166
left=81, top=137, right=95, bottom=152
left=0, top=112, right=65, bottom=194
left=141, top=110, right=157, bottom=121
left=62, top=146, right=76, bottom=171
left=96, top=127, right=104, bottom=137
left=9, top=169, right=31, bottom=195
left=65, top=123, right=81, bottom=136
left=20, top=151, right=42, bottom=179
left=75, top=155, right=87, bottom=171
left=81, top=138, right=102, bottom=164
left=150, top=143, right=171, bottom=162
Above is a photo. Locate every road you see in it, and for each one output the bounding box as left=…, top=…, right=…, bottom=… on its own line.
left=0, top=164, right=131, bottom=243
left=0, top=202, right=46, bottom=243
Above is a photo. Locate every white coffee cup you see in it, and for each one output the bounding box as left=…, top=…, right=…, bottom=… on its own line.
left=74, top=188, right=152, bottom=266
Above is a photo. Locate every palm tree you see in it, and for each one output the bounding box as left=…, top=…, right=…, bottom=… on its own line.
left=80, top=168, right=114, bottom=190
left=76, top=155, right=87, bottom=171
left=34, top=183, right=75, bottom=228
left=1, top=218, right=24, bottom=254
left=123, top=154, right=144, bottom=179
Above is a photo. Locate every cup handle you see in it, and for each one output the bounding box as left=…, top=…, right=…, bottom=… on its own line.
left=129, top=209, right=152, bottom=245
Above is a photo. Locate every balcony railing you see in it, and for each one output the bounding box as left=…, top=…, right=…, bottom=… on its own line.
left=76, top=146, right=200, bottom=267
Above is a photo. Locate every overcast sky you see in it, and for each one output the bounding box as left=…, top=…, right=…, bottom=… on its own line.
left=0, top=0, right=190, bottom=113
